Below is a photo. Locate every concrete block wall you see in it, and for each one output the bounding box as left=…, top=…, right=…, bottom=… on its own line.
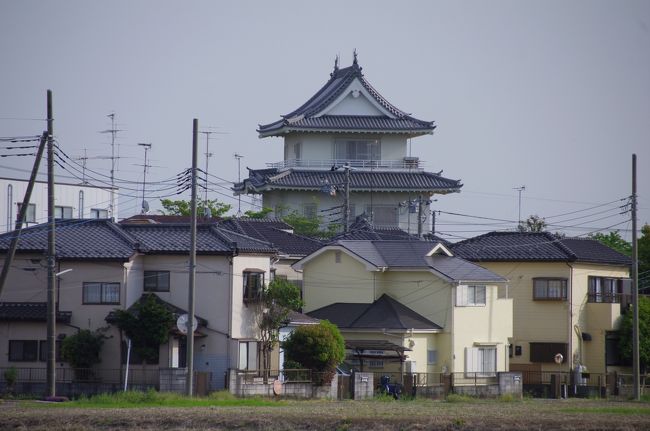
left=352, top=372, right=373, bottom=400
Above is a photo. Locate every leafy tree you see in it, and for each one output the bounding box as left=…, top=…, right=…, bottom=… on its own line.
left=518, top=214, right=547, bottom=232
left=589, top=231, right=632, bottom=256
left=112, top=295, right=175, bottom=364
left=62, top=329, right=107, bottom=379
left=254, top=278, right=303, bottom=380
left=282, top=320, right=345, bottom=385
left=160, top=198, right=231, bottom=218
left=244, top=207, right=273, bottom=219
left=639, top=224, right=650, bottom=276
left=618, top=296, right=650, bottom=372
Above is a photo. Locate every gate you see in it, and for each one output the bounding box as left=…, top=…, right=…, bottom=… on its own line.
left=338, top=374, right=351, bottom=399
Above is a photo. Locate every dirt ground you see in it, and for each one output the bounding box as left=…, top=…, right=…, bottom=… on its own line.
left=1, top=398, right=650, bottom=430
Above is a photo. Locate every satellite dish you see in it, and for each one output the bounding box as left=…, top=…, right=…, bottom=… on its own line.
left=554, top=353, right=564, bottom=364
left=141, top=200, right=150, bottom=214
left=176, top=314, right=198, bottom=334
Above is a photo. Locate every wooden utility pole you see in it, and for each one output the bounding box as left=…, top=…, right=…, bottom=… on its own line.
left=632, top=154, right=640, bottom=401
left=0, top=132, right=48, bottom=295
left=186, top=119, right=198, bottom=396
left=46, top=89, right=56, bottom=398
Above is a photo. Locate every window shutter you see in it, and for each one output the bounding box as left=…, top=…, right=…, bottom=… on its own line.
left=456, top=285, right=467, bottom=306
left=465, top=347, right=479, bottom=373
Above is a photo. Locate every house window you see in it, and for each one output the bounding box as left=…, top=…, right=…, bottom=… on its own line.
left=54, top=206, right=73, bottom=219
left=144, top=271, right=170, bottom=292
left=293, top=142, right=302, bottom=160
left=8, top=340, right=38, bottom=362
left=303, top=203, right=317, bottom=219
left=529, top=342, right=567, bottom=363
left=83, top=282, right=120, bottom=304
left=456, top=285, right=486, bottom=306
left=588, top=277, right=627, bottom=303
left=368, top=205, right=398, bottom=227
left=368, top=360, right=384, bottom=369
left=533, top=278, right=567, bottom=301
left=16, top=203, right=36, bottom=223
left=427, top=349, right=438, bottom=365
left=238, top=341, right=258, bottom=370
left=334, top=139, right=380, bottom=161
left=465, top=346, right=496, bottom=377
left=335, top=251, right=342, bottom=263
left=243, top=270, right=264, bottom=303
left=90, top=208, right=108, bottom=219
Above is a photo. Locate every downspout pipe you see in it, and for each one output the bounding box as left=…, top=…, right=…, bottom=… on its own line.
left=566, top=263, right=574, bottom=371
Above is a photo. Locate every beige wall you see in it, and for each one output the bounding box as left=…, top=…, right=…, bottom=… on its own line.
left=300, top=248, right=513, bottom=374
left=475, top=261, right=629, bottom=374
left=302, top=249, right=375, bottom=313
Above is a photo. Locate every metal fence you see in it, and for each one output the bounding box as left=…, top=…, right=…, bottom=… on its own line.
left=0, top=366, right=159, bottom=386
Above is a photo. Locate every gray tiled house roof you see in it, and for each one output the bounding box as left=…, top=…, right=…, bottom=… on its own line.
left=257, top=60, right=435, bottom=137
left=320, top=240, right=506, bottom=283
left=0, top=219, right=136, bottom=261
left=0, top=302, right=71, bottom=323
left=233, top=168, right=462, bottom=194
left=218, top=218, right=323, bottom=257
left=308, top=294, right=441, bottom=330
left=451, top=231, right=631, bottom=266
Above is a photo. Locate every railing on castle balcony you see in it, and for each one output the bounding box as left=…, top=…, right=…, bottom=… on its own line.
left=267, top=158, right=422, bottom=171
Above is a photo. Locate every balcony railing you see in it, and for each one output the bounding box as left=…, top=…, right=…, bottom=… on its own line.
left=266, top=158, right=423, bottom=171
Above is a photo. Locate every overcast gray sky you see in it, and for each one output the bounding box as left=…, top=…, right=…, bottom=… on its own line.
left=1, top=0, right=648, bottom=241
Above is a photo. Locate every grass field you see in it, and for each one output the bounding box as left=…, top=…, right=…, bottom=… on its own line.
left=2, top=392, right=650, bottom=430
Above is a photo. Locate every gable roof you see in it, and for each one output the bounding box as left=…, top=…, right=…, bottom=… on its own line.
left=451, top=231, right=632, bottom=266
left=295, top=240, right=506, bottom=283
left=233, top=168, right=462, bottom=195
left=0, top=219, right=136, bottom=261
left=0, top=219, right=277, bottom=260
left=120, top=223, right=276, bottom=255
left=307, top=294, right=441, bottom=331
left=258, top=59, right=435, bottom=137
left=218, top=218, right=323, bottom=257
left=332, top=216, right=421, bottom=241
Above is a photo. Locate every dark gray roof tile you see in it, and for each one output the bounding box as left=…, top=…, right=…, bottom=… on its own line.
left=0, top=302, right=71, bottom=323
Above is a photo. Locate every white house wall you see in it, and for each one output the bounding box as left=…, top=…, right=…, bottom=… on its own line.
left=283, top=134, right=408, bottom=162
left=0, top=178, right=116, bottom=233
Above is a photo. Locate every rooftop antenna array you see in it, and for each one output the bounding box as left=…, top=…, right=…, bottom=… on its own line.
left=513, top=185, right=526, bottom=229
left=137, top=143, right=152, bottom=214
left=99, top=113, right=123, bottom=220
left=234, top=153, right=244, bottom=217
left=199, top=128, right=228, bottom=217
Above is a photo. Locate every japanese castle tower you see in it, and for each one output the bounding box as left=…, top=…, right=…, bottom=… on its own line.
left=234, top=54, right=462, bottom=234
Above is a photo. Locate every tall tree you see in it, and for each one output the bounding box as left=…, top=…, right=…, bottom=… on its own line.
left=160, top=198, right=231, bottom=218
left=618, top=296, right=650, bottom=372
left=639, top=224, right=650, bottom=276
left=518, top=214, right=547, bottom=232
left=589, top=231, right=632, bottom=256
left=254, top=278, right=303, bottom=380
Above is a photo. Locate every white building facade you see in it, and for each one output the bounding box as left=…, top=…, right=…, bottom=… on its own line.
left=0, top=177, right=116, bottom=232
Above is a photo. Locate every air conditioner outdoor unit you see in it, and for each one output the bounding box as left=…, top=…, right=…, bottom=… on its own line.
left=405, top=360, right=417, bottom=373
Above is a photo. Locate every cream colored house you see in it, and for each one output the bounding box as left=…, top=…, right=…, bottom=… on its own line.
left=0, top=219, right=277, bottom=390
left=234, top=54, right=462, bottom=234
left=294, top=240, right=513, bottom=376
left=452, top=232, right=632, bottom=376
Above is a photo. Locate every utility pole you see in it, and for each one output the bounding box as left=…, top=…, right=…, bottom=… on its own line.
left=514, top=185, right=526, bottom=229
left=46, top=89, right=56, bottom=398
left=234, top=153, right=243, bottom=217
left=137, top=143, right=152, bottom=214
left=186, top=119, right=198, bottom=396
left=632, top=154, right=640, bottom=401
left=0, top=131, right=47, bottom=295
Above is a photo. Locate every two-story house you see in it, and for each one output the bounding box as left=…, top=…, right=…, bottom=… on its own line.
left=233, top=54, right=462, bottom=234
left=451, top=232, right=632, bottom=376
left=294, top=240, right=513, bottom=376
left=0, top=219, right=277, bottom=390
